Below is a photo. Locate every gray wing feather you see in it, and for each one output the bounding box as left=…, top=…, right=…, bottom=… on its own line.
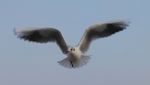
left=78, top=21, right=129, bottom=53
left=15, top=28, right=68, bottom=54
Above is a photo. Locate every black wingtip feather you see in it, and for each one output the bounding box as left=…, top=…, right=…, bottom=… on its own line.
left=106, top=22, right=128, bottom=34
left=23, top=31, right=43, bottom=42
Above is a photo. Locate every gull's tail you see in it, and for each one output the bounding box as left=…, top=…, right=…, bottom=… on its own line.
left=58, top=55, right=90, bottom=69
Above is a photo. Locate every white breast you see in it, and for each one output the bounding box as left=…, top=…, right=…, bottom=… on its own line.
left=58, top=47, right=90, bottom=68
left=73, top=47, right=83, bottom=59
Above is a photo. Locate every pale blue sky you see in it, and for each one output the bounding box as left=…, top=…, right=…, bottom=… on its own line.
left=0, top=0, right=150, bottom=85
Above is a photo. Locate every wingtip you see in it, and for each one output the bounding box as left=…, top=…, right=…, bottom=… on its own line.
left=114, top=20, right=130, bottom=30
left=122, top=21, right=130, bottom=26
left=118, top=20, right=130, bottom=27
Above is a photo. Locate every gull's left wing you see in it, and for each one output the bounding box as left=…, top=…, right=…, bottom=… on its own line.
left=78, top=21, right=129, bottom=53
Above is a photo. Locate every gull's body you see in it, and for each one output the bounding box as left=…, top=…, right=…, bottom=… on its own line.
left=15, top=20, right=129, bottom=68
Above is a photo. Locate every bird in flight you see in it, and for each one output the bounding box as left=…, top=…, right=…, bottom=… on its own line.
left=14, top=21, right=129, bottom=69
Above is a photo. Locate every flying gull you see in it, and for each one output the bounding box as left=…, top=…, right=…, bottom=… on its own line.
left=14, top=21, right=129, bottom=68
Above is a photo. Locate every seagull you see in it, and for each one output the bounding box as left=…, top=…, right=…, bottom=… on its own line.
left=14, top=21, right=129, bottom=68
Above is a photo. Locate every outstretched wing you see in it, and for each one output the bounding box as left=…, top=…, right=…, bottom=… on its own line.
left=14, top=28, right=68, bottom=54
left=78, top=21, right=129, bottom=53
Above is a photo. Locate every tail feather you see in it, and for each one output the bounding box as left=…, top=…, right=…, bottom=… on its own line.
left=58, top=55, right=90, bottom=68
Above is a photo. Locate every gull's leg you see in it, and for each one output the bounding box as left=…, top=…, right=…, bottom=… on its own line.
left=70, top=61, right=74, bottom=67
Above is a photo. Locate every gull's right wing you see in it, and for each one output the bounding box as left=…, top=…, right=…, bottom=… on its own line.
left=14, top=28, right=68, bottom=54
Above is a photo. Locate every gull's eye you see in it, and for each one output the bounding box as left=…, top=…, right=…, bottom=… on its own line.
left=70, top=48, right=75, bottom=51
left=70, top=48, right=73, bottom=51
left=72, top=48, right=75, bottom=51
left=73, top=48, right=75, bottom=51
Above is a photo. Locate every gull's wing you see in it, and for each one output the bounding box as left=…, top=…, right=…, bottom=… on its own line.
left=78, top=21, right=129, bottom=53
left=14, top=28, right=68, bottom=54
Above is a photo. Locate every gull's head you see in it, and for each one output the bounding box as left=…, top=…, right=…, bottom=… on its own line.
left=69, top=47, right=75, bottom=52
left=68, top=47, right=80, bottom=56
left=68, top=47, right=82, bottom=58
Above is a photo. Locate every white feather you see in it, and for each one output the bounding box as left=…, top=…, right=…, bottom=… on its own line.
left=58, top=55, right=90, bottom=68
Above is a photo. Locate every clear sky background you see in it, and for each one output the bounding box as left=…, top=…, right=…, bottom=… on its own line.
left=0, top=0, right=150, bottom=85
